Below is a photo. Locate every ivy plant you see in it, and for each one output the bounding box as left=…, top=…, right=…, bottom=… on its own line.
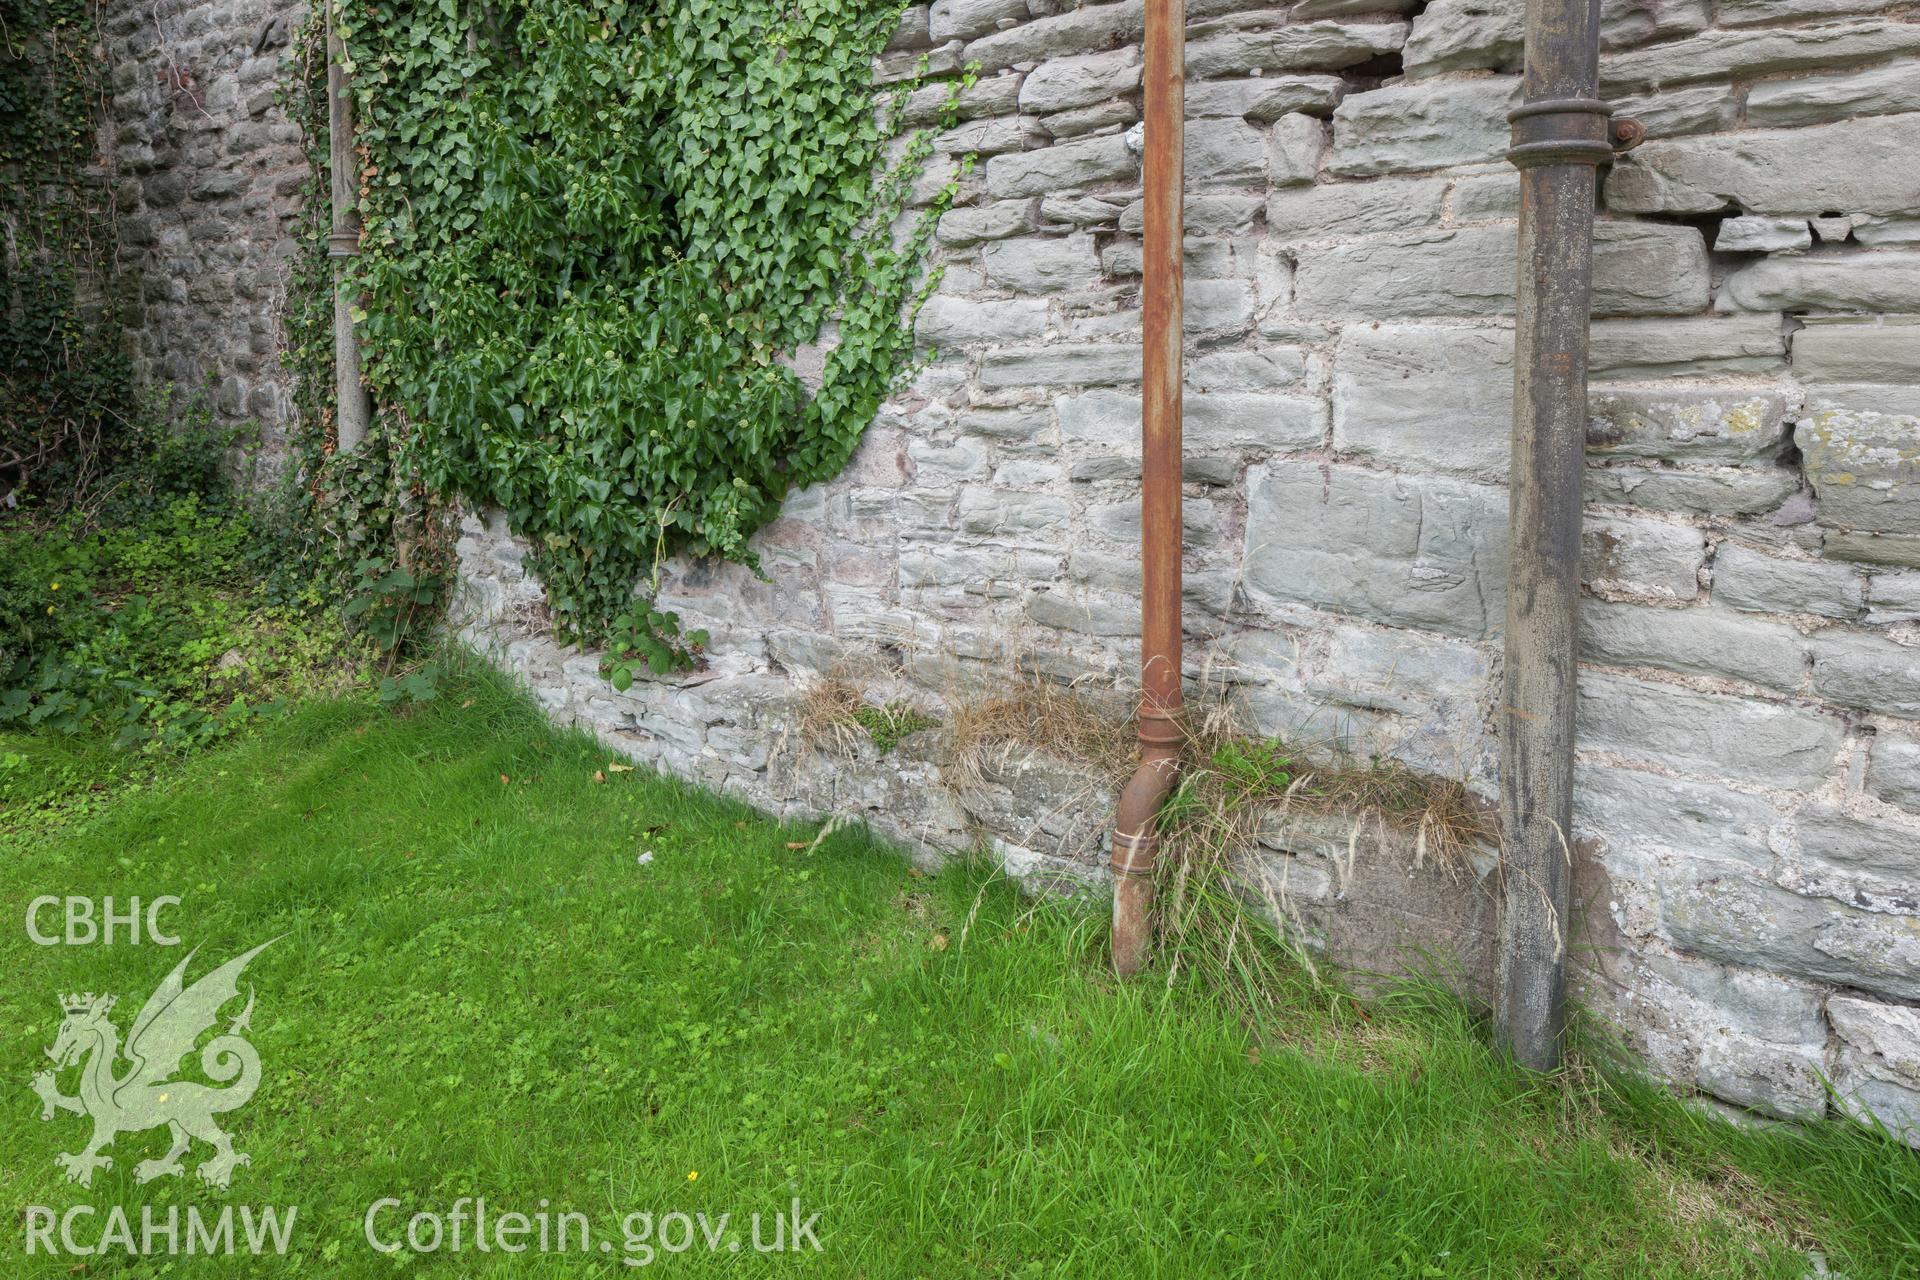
left=0, top=0, right=137, bottom=511
left=333, top=0, right=957, bottom=655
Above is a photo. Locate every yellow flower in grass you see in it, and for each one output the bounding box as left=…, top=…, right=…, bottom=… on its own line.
left=686, top=1170, right=698, bottom=1182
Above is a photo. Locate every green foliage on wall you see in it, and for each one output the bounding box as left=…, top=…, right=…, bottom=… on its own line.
left=272, top=15, right=453, bottom=671
left=0, top=0, right=136, bottom=510
left=333, top=0, right=957, bottom=649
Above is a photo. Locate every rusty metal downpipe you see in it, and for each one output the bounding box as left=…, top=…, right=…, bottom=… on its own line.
left=1111, top=0, right=1185, bottom=978
left=1497, top=0, right=1640, bottom=1069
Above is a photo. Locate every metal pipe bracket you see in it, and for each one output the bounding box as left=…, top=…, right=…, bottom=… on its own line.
left=1507, top=97, right=1616, bottom=169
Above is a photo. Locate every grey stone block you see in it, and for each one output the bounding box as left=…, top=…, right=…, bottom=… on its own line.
left=1574, top=764, right=1778, bottom=865
left=1042, top=99, right=1139, bottom=139
left=1577, top=672, right=1843, bottom=789
left=1060, top=388, right=1325, bottom=461
left=1404, top=0, right=1522, bottom=78
left=1602, top=22, right=1920, bottom=93
left=1118, top=194, right=1262, bottom=236
left=1329, top=76, right=1518, bottom=177
left=1809, top=629, right=1920, bottom=719
left=1183, top=278, right=1256, bottom=337
left=1186, top=20, right=1410, bottom=81
left=1664, top=871, right=1920, bottom=1000
left=1716, top=216, right=1811, bottom=254
left=1087, top=496, right=1220, bottom=547
left=934, top=115, right=1050, bottom=156
left=1748, top=63, right=1920, bottom=128
left=1584, top=514, right=1706, bottom=599
left=956, top=488, right=1071, bottom=537
left=1313, top=622, right=1489, bottom=712
left=930, top=0, right=1030, bottom=43
left=1294, top=223, right=1708, bottom=318
left=1068, top=552, right=1235, bottom=619
left=1269, top=114, right=1329, bottom=188
left=1027, top=588, right=1140, bottom=637
left=1100, top=236, right=1238, bottom=279
left=1867, top=572, right=1920, bottom=625
left=873, top=39, right=965, bottom=85
left=1869, top=736, right=1920, bottom=810
left=915, top=295, right=1049, bottom=347
left=1018, top=47, right=1141, bottom=114
left=1720, top=251, right=1920, bottom=313
left=1185, top=117, right=1268, bottom=184
left=1608, top=85, right=1738, bottom=138
left=1579, top=600, right=1808, bottom=692
left=888, top=3, right=933, bottom=50
left=1607, top=115, right=1920, bottom=217
left=1588, top=315, right=1786, bottom=380
left=1243, top=461, right=1509, bottom=637
left=1809, top=385, right=1920, bottom=419
left=1828, top=997, right=1920, bottom=1149
left=1041, top=192, right=1133, bottom=227
left=1794, top=320, right=1920, bottom=385
left=1587, top=390, right=1790, bottom=465
left=1827, top=531, right=1920, bottom=570
left=1713, top=542, right=1864, bottom=620
left=958, top=406, right=1050, bottom=444
left=908, top=439, right=989, bottom=484
left=1721, top=0, right=1905, bottom=27
left=964, top=0, right=1144, bottom=73
left=985, top=133, right=1138, bottom=198
left=937, top=198, right=1043, bottom=246
left=1186, top=75, right=1347, bottom=121
left=1795, top=803, right=1920, bottom=886
left=1190, top=348, right=1310, bottom=392
left=980, top=344, right=1141, bottom=388
left=1797, top=408, right=1920, bottom=535
left=1447, top=170, right=1519, bottom=221
left=1601, top=0, right=1711, bottom=48
left=982, top=233, right=1101, bottom=293
left=1585, top=466, right=1801, bottom=518
left=1333, top=324, right=1512, bottom=477
left=1267, top=177, right=1450, bottom=239
left=1633, top=951, right=1827, bottom=1121
left=897, top=72, right=1025, bottom=127
left=1294, top=0, right=1419, bottom=12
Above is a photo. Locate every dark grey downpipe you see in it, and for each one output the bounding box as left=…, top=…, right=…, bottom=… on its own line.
left=326, top=0, right=371, bottom=454
left=1497, top=0, right=1639, bottom=1070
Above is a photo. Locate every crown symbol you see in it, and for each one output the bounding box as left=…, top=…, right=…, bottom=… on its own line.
left=60, top=992, right=114, bottom=1015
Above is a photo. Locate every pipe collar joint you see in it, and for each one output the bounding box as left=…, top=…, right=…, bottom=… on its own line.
left=1506, top=97, right=1615, bottom=169
left=1110, top=828, right=1159, bottom=878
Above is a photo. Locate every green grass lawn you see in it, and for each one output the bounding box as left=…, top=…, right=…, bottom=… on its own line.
left=2, top=661, right=1916, bottom=1277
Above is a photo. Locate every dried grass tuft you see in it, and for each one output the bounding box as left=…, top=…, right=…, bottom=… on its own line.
left=798, top=672, right=871, bottom=759
left=938, top=671, right=1135, bottom=792
left=805, top=659, right=1500, bottom=1023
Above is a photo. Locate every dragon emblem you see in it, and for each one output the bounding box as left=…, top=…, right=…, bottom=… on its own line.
left=30, top=939, right=276, bottom=1189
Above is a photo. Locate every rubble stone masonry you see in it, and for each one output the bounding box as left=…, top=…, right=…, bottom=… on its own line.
left=107, top=0, right=1920, bottom=1138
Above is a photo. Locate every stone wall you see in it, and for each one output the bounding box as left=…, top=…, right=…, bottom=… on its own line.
left=107, top=0, right=1919, bottom=1138
left=102, top=0, right=307, bottom=451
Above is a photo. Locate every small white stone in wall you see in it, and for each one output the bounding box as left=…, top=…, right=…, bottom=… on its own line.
left=1716, top=217, right=1811, bottom=254
left=1811, top=214, right=1855, bottom=243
